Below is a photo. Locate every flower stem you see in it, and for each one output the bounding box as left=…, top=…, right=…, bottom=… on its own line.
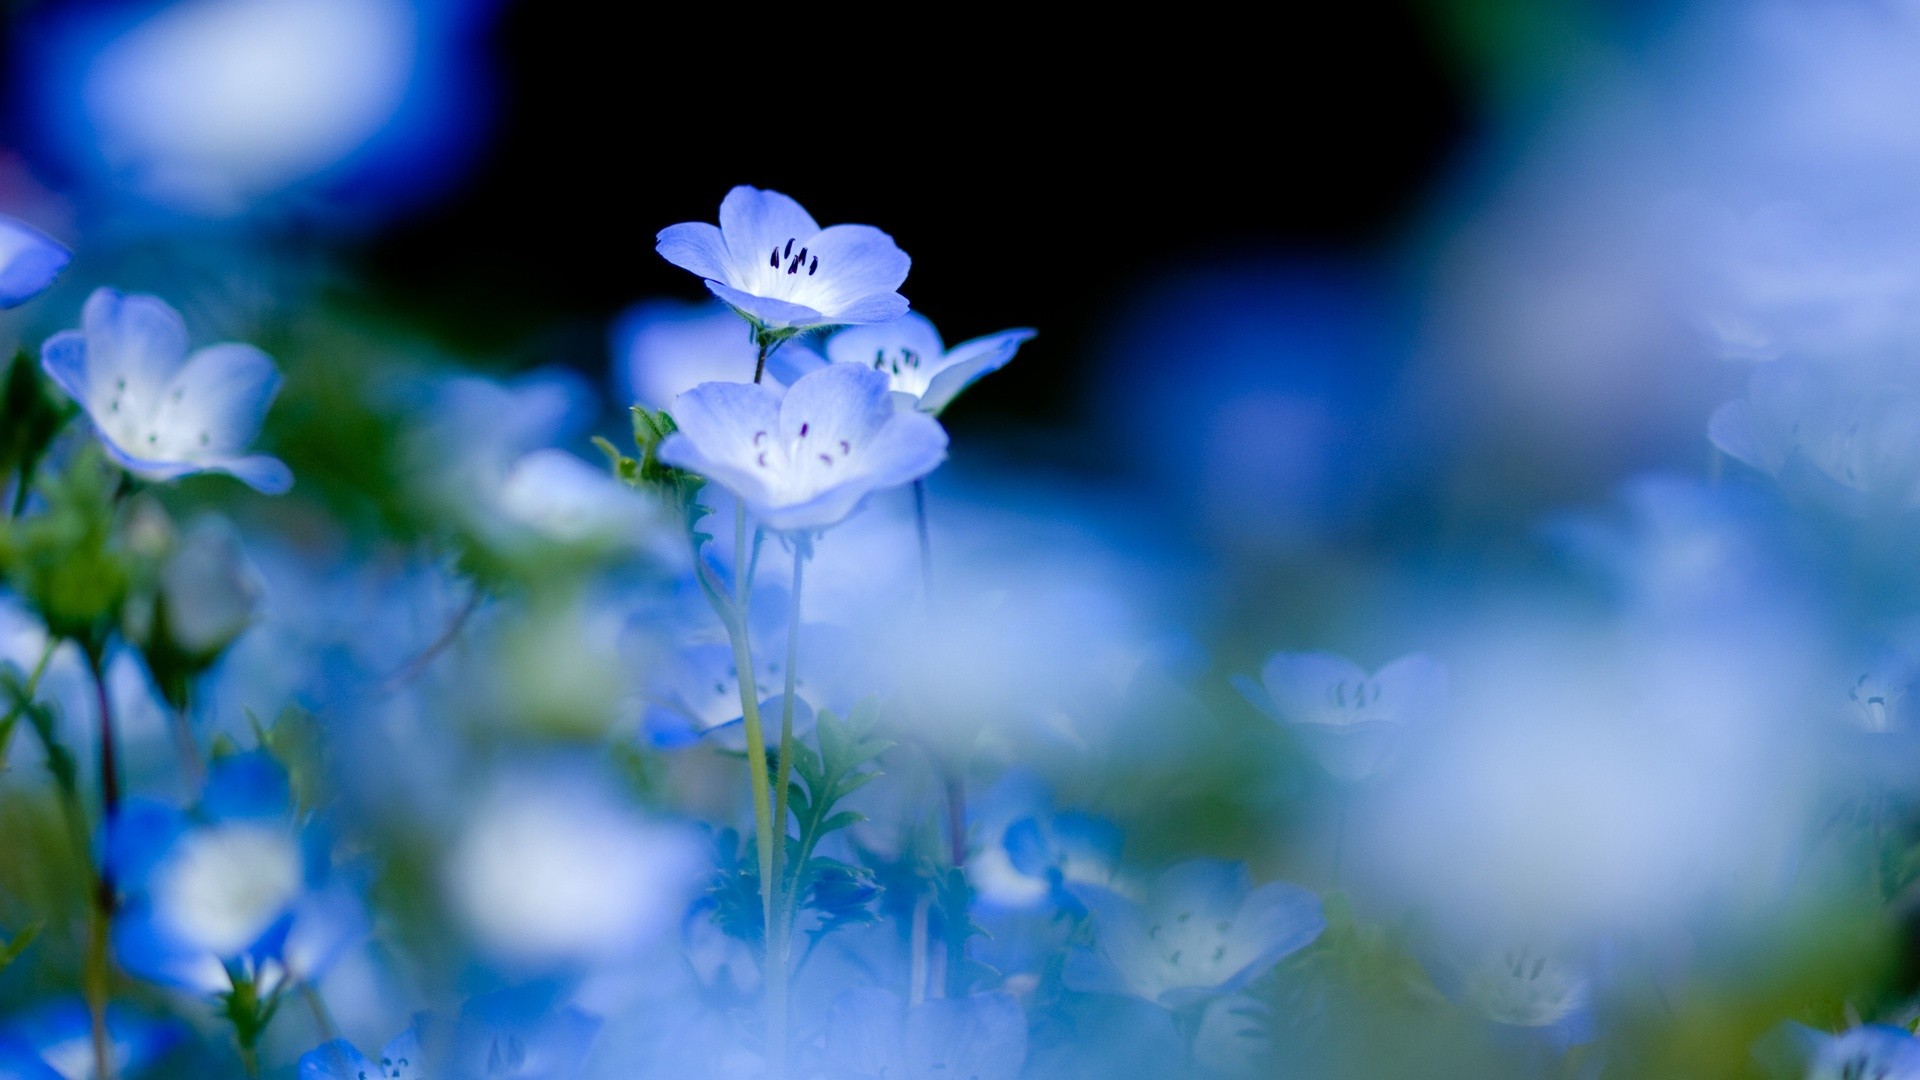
left=912, top=478, right=935, bottom=606
left=753, top=337, right=771, bottom=386
left=715, top=501, right=783, bottom=1075
left=85, top=647, right=119, bottom=1080
left=167, top=690, right=205, bottom=794
left=768, top=541, right=808, bottom=1079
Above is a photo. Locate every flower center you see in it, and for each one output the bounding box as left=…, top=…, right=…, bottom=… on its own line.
left=768, top=237, right=820, bottom=277
left=751, top=422, right=854, bottom=476
left=1328, top=678, right=1382, bottom=710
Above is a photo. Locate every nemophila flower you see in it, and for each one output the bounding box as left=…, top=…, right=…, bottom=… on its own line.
left=0, top=999, right=180, bottom=1080
left=40, top=287, right=291, bottom=494
left=1441, top=938, right=1596, bottom=1050
left=1794, top=1024, right=1920, bottom=1080
left=440, top=987, right=601, bottom=1080
left=497, top=449, right=664, bottom=549
left=656, top=186, right=910, bottom=336
left=446, top=769, right=708, bottom=966
left=301, top=1029, right=424, bottom=1080
left=824, top=988, right=1027, bottom=1080
left=1710, top=361, right=1920, bottom=503
left=0, top=213, right=69, bottom=308
left=109, top=752, right=367, bottom=996
left=772, top=313, right=1035, bottom=415
left=639, top=639, right=817, bottom=751
left=157, top=515, right=264, bottom=657
left=658, top=363, right=947, bottom=533
left=1065, top=859, right=1324, bottom=1008
left=1191, top=994, right=1272, bottom=1078
left=1236, top=651, right=1446, bottom=782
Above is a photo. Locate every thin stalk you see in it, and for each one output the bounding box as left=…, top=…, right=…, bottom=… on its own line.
left=167, top=689, right=205, bottom=793
left=301, top=980, right=341, bottom=1045
left=753, top=337, right=771, bottom=386
left=85, top=647, right=119, bottom=1080
left=911, top=479, right=935, bottom=605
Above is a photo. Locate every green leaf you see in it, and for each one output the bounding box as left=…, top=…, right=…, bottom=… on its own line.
left=0, top=921, right=41, bottom=971
left=817, top=810, right=866, bottom=836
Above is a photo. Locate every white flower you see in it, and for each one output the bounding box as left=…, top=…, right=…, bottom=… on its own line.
left=41, top=287, right=291, bottom=493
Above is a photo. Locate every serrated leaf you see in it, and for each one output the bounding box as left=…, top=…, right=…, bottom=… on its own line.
left=818, top=810, right=866, bottom=836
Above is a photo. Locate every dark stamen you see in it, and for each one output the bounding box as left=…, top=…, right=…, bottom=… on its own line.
left=757, top=451, right=768, bottom=467
left=785, top=238, right=794, bottom=258
left=839, top=440, right=850, bottom=455
left=799, top=422, right=809, bottom=437
left=809, top=256, right=818, bottom=275
left=770, top=247, right=780, bottom=268
left=818, top=453, right=833, bottom=466
left=753, top=430, right=767, bottom=444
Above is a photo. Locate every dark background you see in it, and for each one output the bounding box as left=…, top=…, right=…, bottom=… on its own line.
left=364, top=8, right=1472, bottom=433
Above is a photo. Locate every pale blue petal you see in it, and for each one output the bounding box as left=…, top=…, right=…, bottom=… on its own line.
left=777, top=362, right=895, bottom=449
left=105, top=800, right=188, bottom=891
left=378, top=1029, right=427, bottom=1080
left=918, top=328, right=1036, bottom=414
left=845, top=409, right=948, bottom=491
left=299, top=1040, right=376, bottom=1080
left=1154, top=858, right=1252, bottom=918
left=1258, top=652, right=1369, bottom=724
left=657, top=379, right=784, bottom=509
left=212, top=454, right=295, bottom=495
left=903, top=993, right=1027, bottom=1080
left=112, top=904, right=231, bottom=994
left=0, top=216, right=69, bottom=309
left=655, top=221, right=731, bottom=281
left=200, top=751, right=291, bottom=820
left=803, top=224, right=910, bottom=318
left=38, top=330, right=90, bottom=411
left=1369, top=653, right=1446, bottom=709
left=822, top=291, right=911, bottom=327
left=823, top=313, right=946, bottom=369
left=161, top=343, right=283, bottom=457
left=706, top=279, right=832, bottom=331
left=81, top=288, right=191, bottom=408
left=717, top=186, right=820, bottom=267
left=1225, top=880, right=1325, bottom=985
left=824, top=988, right=907, bottom=1076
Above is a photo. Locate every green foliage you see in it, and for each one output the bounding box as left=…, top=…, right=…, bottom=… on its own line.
left=0, top=921, right=41, bottom=974
left=0, top=447, right=130, bottom=649
left=0, top=350, right=76, bottom=517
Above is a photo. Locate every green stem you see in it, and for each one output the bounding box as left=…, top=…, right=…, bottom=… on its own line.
left=84, top=646, right=120, bottom=1080
left=753, top=337, right=771, bottom=386
left=716, top=501, right=783, bottom=1076
left=767, top=543, right=808, bottom=1074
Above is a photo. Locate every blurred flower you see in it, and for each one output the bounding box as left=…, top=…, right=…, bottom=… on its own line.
left=300, top=1028, right=423, bottom=1080
left=20, top=0, right=494, bottom=218
left=990, top=810, right=1123, bottom=912
left=1794, top=1023, right=1920, bottom=1080
left=1452, top=939, right=1594, bottom=1036
left=1236, top=651, right=1445, bottom=782
left=158, top=514, right=264, bottom=657
left=1065, top=859, right=1324, bottom=1009
left=823, top=988, right=1027, bottom=1080
left=0, top=213, right=69, bottom=308
left=438, top=987, right=600, bottom=1080
left=0, top=1000, right=179, bottom=1080
left=658, top=364, right=947, bottom=533
left=613, top=299, right=800, bottom=411
left=1710, top=361, right=1920, bottom=503
left=497, top=449, right=663, bottom=549
left=656, top=186, right=910, bottom=336
left=775, top=313, right=1034, bottom=415
left=638, top=640, right=818, bottom=752
left=109, top=752, right=367, bottom=996
left=40, top=287, right=291, bottom=493
left=446, top=769, right=708, bottom=966
left=1191, top=994, right=1272, bottom=1078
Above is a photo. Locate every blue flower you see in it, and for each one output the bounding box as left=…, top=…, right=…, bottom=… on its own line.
left=823, top=988, right=1027, bottom=1080
left=656, top=186, right=910, bottom=336
left=497, top=448, right=664, bottom=548
left=440, top=987, right=601, bottom=1080
left=658, top=363, right=947, bottom=533
left=1789, top=1023, right=1920, bottom=1080
left=1065, top=859, right=1324, bottom=1009
left=300, top=1029, right=424, bottom=1080
left=0, top=999, right=179, bottom=1080
left=0, top=214, right=69, bottom=308
left=1235, top=651, right=1445, bottom=782
left=108, top=752, right=366, bottom=996
left=40, top=287, right=291, bottom=494
left=772, top=313, right=1034, bottom=415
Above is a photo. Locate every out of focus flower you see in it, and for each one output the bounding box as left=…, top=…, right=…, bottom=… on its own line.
left=775, top=313, right=1034, bottom=415
left=658, top=364, right=947, bottom=533
left=300, top=1029, right=423, bottom=1080
left=21, top=0, right=494, bottom=217
left=1796, top=1024, right=1920, bottom=1080
left=0, top=1000, right=179, bottom=1080
left=0, top=213, right=69, bottom=308
left=1710, top=361, right=1920, bottom=503
left=41, top=287, right=292, bottom=494
left=656, top=186, right=910, bottom=336
left=638, top=639, right=819, bottom=752
left=1236, top=652, right=1445, bottom=782
left=824, top=988, right=1027, bottom=1080
left=1192, top=994, right=1272, bottom=1078
left=111, top=753, right=367, bottom=996
left=446, top=770, right=708, bottom=966
left=1066, top=860, right=1324, bottom=1008
left=614, top=299, right=800, bottom=410
left=158, top=515, right=264, bottom=657
left=497, top=449, right=662, bottom=548
left=1451, top=939, right=1594, bottom=1037
left=439, top=987, right=600, bottom=1080
left=989, top=810, right=1122, bottom=912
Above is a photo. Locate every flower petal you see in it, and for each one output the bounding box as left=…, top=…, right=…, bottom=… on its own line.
left=79, top=287, right=191, bottom=412
left=717, top=186, right=820, bottom=269
left=705, top=279, right=832, bottom=331
left=919, top=328, right=1035, bottom=413
left=777, top=362, right=895, bottom=450
left=655, top=221, right=731, bottom=282
left=801, top=224, right=910, bottom=321
left=0, top=216, right=69, bottom=309
left=157, top=343, right=282, bottom=457
left=824, top=313, right=947, bottom=370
